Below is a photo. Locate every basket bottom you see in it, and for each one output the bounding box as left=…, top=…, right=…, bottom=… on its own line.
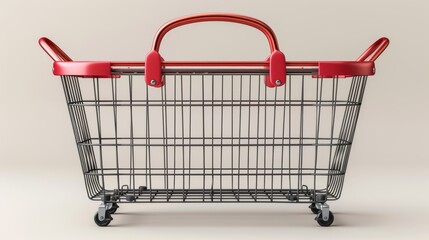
left=93, top=188, right=335, bottom=203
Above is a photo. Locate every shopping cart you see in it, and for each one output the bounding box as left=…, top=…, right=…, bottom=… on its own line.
left=39, top=13, right=389, bottom=227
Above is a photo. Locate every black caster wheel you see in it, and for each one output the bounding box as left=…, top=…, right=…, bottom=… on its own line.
left=309, top=203, right=319, bottom=214
left=94, top=212, right=112, bottom=227
left=107, top=203, right=119, bottom=214
left=316, top=211, right=334, bottom=227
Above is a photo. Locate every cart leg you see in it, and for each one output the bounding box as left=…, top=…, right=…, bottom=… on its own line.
left=94, top=202, right=113, bottom=227
left=314, top=202, right=334, bottom=227
left=98, top=203, right=108, bottom=221
left=315, top=203, right=329, bottom=221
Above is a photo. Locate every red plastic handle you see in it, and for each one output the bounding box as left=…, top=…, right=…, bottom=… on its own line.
left=357, top=37, right=389, bottom=62
left=152, top=13, right=280, bottom=52
left=39, top=37, right=72, bottom=62
left=145, top=13, right=286, bottom=88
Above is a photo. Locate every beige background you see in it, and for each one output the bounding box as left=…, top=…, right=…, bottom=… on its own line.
left=1, top=0, right=428, bottom=239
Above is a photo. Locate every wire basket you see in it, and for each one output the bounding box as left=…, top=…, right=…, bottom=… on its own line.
left=40, top=13, right=389, bottom=227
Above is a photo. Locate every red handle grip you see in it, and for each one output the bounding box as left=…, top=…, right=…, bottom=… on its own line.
left=357, top=37, right=389, bottom=62
left=152, top=13, right=280, bottom=52
left=39, top=37, right=72, bottom=62
left=146, top=13, right=286, bottom=88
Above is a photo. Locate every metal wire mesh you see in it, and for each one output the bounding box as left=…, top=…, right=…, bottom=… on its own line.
left=61, top=72, right=367, bottom=203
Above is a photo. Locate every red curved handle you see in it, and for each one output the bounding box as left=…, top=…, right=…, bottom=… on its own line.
left=39, top=37, right=72, bottom=62
left=146, top=13, right=286, bottom=88
left=357, top=37, right=389, bottom=62
left=152, top=13, right=280, bottom=52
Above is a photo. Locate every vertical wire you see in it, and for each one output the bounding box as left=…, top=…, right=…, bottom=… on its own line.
left=145, top=84, right=153, bottom=199
left=111, top=77, right=120, bottom=194
left=330, top=76, right=358, bottom=196
left=345, top=77, right=363, bottom=143
left=67, top=76, right=95, bottom=196
left=180, top=76, right=186, bottom=200
left=67, top=77, right=94, bottom=196
left=334, top=78, right=358, bottom=176
left=92, top=78, right=106, bottom=197
left=270, top=87, right=278, bottom=200
left=313, top=77, right=323, bottom=200
left=62, top=77, right=96, bottom=198
left=254, top=75, right=261, bottom=199
left=246, top=75, right=252, bottom=189
left=335, top=76, right=361, bottom=197
left=81, top=77, right=103, bottom=196
left=335, top=77, right=357, bottom=164
left=173, top=75, right=177, bottom=189
left=220, top=75, right=224, bottom=201
left=161, top=80, right=169, bottom=200
left=342, top=77, right=359, bottom=144
left=72, top=75, right=102, bottom=195
left=231, top=75, right=234, bottom=192
left=161, top=86, right=166, bottom=190
left=263, top=82, right=268, bottom=193
left=70, top=76, right=100, bottom=195
left=280, top=76, right=289, bottom=191
left=329, top=77, right=351, bottom=194
left=72, top=77, right=98, bottom=188
left=165, top=78, right=171, bottom=198
left=347, top=77, right=367, bottom=144
left=338, top=76, right=367, bottom=198
left=313, top=77, right=318, bottom=198
left=85, top=79, right=102, bottom=195
left=74, top=77, right=92, bottom=143
left=188, top=75, right=192, bottom=190
left=129, top=76, right=136, bottom=197
left=65, top=78, right=84, bottom=167
left=297, top=75, right=305, bottom=199
left=237, top=75, right=243, bottom=200
left=340, top=77, right=363, bottom=171
left=288, top=76, right=292, bottom=195
left=144, top=79, right=148, bottom=190
left=67, top=78, right=87, bottom=171
left=68, top=78, right=85, bottom=143
left=338, top=77, right=359, bottom=171
left=211, top=75, right=215, bottom=199
left=165, top=80, right=170, bottom=197
left=201, top=75, right=206, bottom=201
left=326, top=77, right=339, bottom=196
left=92, top=77, right=101, bottom=196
